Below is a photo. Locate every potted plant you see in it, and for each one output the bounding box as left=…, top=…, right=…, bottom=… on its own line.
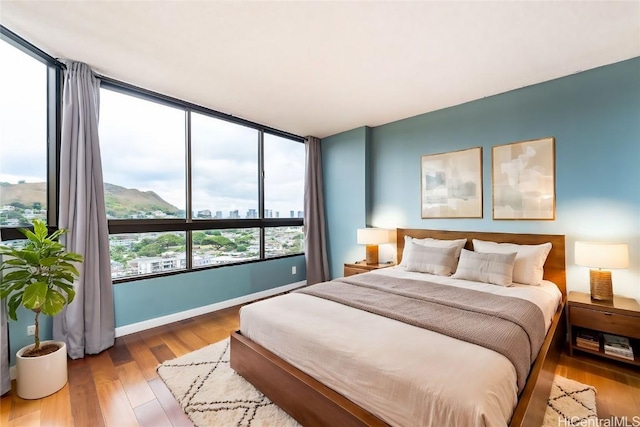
left=0, top=219, right=83, bottom=399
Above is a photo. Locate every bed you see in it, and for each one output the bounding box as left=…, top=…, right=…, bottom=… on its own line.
left=230, top=229, right=567, bottom=427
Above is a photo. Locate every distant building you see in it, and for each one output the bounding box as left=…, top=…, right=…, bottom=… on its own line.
left=297, top=211, right=303, bottom=218
left=128, top=252, right=187, bottom=275
left=197, top=209, right=212, bottom=218
left=215, top=211, right=223, bottom=219
left=246, top=209, right=257, bottom=218
left=290, top=210, right=294, bottom=218
left=265, top=209, right=273, bottom=218
left=229, top=210, right=240, bottom=219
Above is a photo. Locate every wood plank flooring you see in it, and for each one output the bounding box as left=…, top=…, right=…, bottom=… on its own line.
left=1, top=304, right=638, bottom=426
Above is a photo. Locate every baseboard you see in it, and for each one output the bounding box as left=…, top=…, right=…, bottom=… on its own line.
left=6, top=281, right=306, bottom=380
left=114, top=280, right=307, bottom=338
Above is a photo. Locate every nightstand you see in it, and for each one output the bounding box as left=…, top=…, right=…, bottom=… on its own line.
left=343, top=261, right=395, bottom=277
left=567, top=291, right=640, bottom=366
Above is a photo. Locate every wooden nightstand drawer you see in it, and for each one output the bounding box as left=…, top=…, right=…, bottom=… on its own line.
left=570, top=306, right=640, bottom=339
left=343, top=262, right=395, bottom=277
left=344, top=267, right=367, bottom=277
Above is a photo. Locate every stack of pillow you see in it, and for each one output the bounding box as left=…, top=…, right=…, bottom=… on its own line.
left=400, top=235, right=552, bottom=286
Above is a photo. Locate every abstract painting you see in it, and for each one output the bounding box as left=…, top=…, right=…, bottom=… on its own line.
left=421, top=147, right=482, bottom=218
left=492, top=137, right=555, bottom=220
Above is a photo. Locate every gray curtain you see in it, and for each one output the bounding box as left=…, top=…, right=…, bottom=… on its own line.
left=53, top=61, right=115, bottom=359
left=0, top=234, right=10, bottom=395
left=303, top=136, right=329, bottom=284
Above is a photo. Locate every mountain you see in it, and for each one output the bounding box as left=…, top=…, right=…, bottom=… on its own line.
left=0, top=182, right=46, bottom=208
left=0, top=181, right=180, bottom=215
left=102, top=183, right=180, bottom=216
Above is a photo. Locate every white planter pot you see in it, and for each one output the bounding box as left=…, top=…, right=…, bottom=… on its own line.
left=16, top=340, right=68, bottom=399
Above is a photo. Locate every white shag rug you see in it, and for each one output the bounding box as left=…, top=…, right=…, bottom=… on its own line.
left=542, top=375, right=597, bottom=427
left=158, top=338, right=597, bottom=427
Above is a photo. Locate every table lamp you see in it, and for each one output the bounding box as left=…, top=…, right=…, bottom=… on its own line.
left=575, top=241, right=629, bottom=301
left=357, top=228, right=391, bottom=265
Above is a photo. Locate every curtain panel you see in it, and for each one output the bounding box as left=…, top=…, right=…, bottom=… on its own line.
left=53, top=61, right=115, bottom=359
left=304, top=136, right=329, bottom=285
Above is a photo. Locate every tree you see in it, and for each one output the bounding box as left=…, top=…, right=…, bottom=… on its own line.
left=138, top=242, right=163, bottom=257
left=155, top=234, right=182, bottom=249
left=202, top=235, right=231, bottom=250
left=193, top=231, right=206, bottom=245
left=110, top=245, right=129, bottom=263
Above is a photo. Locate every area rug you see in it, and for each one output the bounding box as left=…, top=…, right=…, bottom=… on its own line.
left=157, top=338, right=300, bottom=426
left=158, top=338, right=597, bottom=427
left=542, top=375, right=597, bottom=427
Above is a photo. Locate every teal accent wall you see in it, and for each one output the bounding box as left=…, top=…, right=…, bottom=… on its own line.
left=322, top=127, right=370, bottom=278
left=7, top=256, right=305, bottom=362
left=322, top=58, right=640, bottom=299
left=113, top=256, right=306, bottom=326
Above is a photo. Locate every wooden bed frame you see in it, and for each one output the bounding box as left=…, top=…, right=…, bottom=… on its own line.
left=231, top=229, right=567, bottom=427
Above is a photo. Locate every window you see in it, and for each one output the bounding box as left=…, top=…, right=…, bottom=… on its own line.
left=265, top=226, right=304, bottom=258
left=98, top=84, right=305, bottom=281
left=100, top=89, right=186, bottom=219
left=0, top=28, right=304, bottom=282
left=0, top=30, right=60, bottom=241
left=191, top=113, right=258, bottom=219
left=264, top=133, right=305, bottom=219
left=0, top=38, right=48, bottom=228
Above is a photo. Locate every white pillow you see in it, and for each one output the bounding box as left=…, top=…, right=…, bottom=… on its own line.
left=404, top=240, right=459, bottom=276
left=472, top=239, right=552, bottom=286
left=452, top=249, right=517, bottom=287
left=400, top=236, right=467, bottom=268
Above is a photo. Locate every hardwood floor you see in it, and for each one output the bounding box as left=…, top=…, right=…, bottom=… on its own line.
left=556, top=350, right=640, bottom=420
left=1, top=304, right=638, bottom=426
left=1, top=306, right=240, bottom=427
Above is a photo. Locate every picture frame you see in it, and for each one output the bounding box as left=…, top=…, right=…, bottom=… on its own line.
left=492, top=137, right=555, bottom=220
left=420, top=147, right=483, bottom=218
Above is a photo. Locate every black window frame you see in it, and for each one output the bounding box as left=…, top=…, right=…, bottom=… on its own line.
left=0, top=26, right=63, bottom=241
left=99, top=80, right=305, bottom=284
left=0, top=25, right=306, bottom=283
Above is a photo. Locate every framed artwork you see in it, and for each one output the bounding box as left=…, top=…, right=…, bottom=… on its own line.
left=420, top=147, right=483, bottom=218
left=492, top=137, right=555, bottom=220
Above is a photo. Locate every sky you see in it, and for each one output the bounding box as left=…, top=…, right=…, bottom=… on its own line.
left=0, top=38, right=304, bottom=217
left=0, top=39, right=48, bottom=184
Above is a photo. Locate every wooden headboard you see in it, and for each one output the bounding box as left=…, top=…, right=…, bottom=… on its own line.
left=396, top=228, right=566, bottom=296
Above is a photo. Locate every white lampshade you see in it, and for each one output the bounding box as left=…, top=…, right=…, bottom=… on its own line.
left=357, top=228, right=391, bottom=245
left=575, top=242, right=629, bottom=269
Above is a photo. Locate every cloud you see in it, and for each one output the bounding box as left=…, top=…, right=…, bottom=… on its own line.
left=99, top=88, right=304, bottom=215
left=0, top=43, right=304, bottom=217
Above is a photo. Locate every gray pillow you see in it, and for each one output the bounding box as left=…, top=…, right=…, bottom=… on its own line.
left=404, top=240, right=458, bottom=276
left=451, top=249, right=517, bottom=286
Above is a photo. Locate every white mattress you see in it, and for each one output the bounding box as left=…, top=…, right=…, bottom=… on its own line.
left=239, top=268, right=562, bottom=427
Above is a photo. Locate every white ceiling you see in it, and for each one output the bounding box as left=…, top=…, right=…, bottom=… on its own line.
left=1, top=1, right=639, bottom=138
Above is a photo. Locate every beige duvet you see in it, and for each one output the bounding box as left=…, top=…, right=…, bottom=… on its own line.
left=239, top=268, right=562, bottom=427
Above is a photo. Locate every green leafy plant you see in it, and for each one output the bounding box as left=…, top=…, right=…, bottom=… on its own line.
left=0, top=220, right=83, bottom=355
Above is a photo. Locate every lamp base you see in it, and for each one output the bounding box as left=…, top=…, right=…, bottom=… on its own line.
left=589, top=269, right=613, bottom=301
left=365, top=245, right=379, bottom=265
